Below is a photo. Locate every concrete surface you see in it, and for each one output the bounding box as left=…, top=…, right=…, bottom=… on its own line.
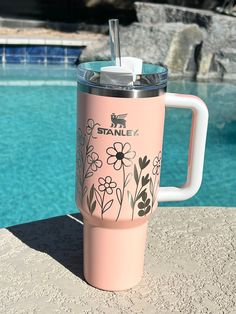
left=0, top=207, right=235, bottom=314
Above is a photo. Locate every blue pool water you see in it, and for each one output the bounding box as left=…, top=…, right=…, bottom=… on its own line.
left=0, top=65, right=235, bottom=228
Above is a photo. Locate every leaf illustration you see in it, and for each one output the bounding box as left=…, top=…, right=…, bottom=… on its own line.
left=102, top=199, right=113, bottom=213
left=134, top=164, right=139, bottom=185
left=83, top=186, right=88, bottom=195
left=138, top=201, right=145, bottom=209
left=137, top=188, right=147, bottom=201
left=116, top=188, right=122, bottom=204
left=124, top=173, right=132, bottom=187
left=138, top=209, right=145, bottom=217
left=145, top=205, right=151, bottom=215
left=86, top=195, right=90, bottom=208
left=90, top=200, right=96, bottom=214
left=149, top=178, right=154, bottom=195
left=141, top=174, right=149, bottom=187
left=139, top=156, right=150, bottom=170
left=83, top=186, right=88, bottom=198
left=86, top=145, right=94, bottom=155
left=143, top=156, right=150, bottom=168
left=94, top=189, right=102, bottom=207
left=139, top=157, right=143, bottom=170
left=85, top=172, right=93, bottom=178
left=90, top=184, right=95, bottom=201
left=142, top=191, right=147, bottom=202
left=127, top=191, right=134, bottom=209
left=145, top=199, right=151, bottom=207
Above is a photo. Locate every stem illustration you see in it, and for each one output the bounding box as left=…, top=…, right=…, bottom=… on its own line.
left=116, top=165, right=125, bottom=222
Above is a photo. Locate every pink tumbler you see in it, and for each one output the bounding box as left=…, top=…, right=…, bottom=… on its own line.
left=76, top=61, right=208, bottom=291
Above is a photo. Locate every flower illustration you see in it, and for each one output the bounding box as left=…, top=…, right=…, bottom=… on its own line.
left=86, top=119, right=95, bottom=135
left=87, top=152, right=103, bottom=171
left=152, top=151, right=162, bottom=175
left=98, top=176, right=117, bottom=195
left=106, top=142, right=136, bottom=170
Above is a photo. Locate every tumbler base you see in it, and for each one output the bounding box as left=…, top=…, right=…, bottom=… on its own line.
left=83, top=221, right=148, bottom=291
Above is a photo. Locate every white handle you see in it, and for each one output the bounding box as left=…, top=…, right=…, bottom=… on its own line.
left=158, top=92, right=209, bottom=202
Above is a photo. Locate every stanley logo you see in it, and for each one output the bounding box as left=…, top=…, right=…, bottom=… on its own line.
left=97, top=113, right=139, bottom=136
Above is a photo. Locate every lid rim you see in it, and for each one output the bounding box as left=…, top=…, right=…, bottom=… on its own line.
left=78, top=81, right=167, bottom=98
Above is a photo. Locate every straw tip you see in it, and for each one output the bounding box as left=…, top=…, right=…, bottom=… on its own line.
left=109, top=19, right=119, bottom=24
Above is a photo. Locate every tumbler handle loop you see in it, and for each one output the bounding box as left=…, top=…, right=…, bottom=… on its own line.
left=158, top=93, right=209, bottom=202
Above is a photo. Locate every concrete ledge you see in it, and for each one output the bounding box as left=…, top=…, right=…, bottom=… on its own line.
left=0, top=37, right=89, bottom=46
left=0, top=207, right=236, bottom=313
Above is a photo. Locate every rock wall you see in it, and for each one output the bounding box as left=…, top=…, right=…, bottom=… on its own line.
left=80, top=2, right=236, bottom=81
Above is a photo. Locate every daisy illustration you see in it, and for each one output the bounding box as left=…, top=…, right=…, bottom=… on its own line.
left=98, top=176, right=117, bottom=195
left=106, top=142, right=136, bottom=170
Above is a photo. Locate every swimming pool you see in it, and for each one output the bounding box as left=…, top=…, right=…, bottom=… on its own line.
left=0, top=65, right=235, bottom=228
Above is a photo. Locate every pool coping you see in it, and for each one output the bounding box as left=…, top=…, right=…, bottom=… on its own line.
left=0, top=36, right=90, bottom=46
left=0, top=207, right=235, bottom=313
left=0, top=16, right=107, bottom=34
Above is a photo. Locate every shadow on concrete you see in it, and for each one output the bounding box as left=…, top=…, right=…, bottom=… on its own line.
left=7, top=213, right=84, bottom=281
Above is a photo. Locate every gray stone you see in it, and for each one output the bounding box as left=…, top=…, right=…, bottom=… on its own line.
left=135, top=2, right=236, bottom=80
left=198, top=14, right=236, bottom=80
left=214, top=49, right=236, bottom=80
left=135, top=2, right=167, bottom=25
left=79, top=37, right=110, bottom=62
left=80, top=22, right=204, bottom=79
left=135, top=2, right=214, bottom=28
left=0, top=207, right=236, bottom=313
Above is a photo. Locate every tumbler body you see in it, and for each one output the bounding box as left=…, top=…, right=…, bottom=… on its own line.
left=76, top=90, right=165, bottom=290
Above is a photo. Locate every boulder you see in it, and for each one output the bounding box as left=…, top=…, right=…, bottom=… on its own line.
left=79, top=37, right=110, bottom=62
left=135, top=2, right=236, bottom=80
left=214, top=48, right=236, bottom=80
left=80, top=22, right=204, bottom=78
left=197, top=14, right=236, bottom=80
left=135, top=2, right=214, bottom=28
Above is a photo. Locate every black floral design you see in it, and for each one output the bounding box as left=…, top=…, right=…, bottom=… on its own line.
left=87, top=152, right=103, bottom=172
left=107, top=142, right=136, bottom=171
left=137, top=191, right=151, bottom=217
left=86, top=119, right=95, bottom=135
left=106, top=141, right=135, bottom=221
left=149, top=152, right=162, bottom=212
left=77, top=118, right=100, bottom=200
left=78, top=122, right=162, bottom=221
left=127, top=156, right=151, bottom=220
left=152, top=151, right=161, bottom=175
left=94, top=176, right=117, bottom=219
left=87, top=184, right=96, bottom=215
left=98, top=176, right=117, bottom=195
